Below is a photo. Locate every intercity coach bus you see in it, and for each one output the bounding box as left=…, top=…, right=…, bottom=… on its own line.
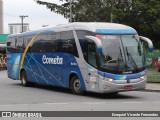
left=6, top=22, right=153, bottom=94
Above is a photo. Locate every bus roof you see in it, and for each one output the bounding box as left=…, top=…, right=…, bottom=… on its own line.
left=8, top=22, right=137, bottom=38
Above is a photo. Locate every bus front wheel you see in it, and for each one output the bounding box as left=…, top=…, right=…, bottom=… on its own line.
left=21, top=71, right=30, bottom=87
left=70, top=76, right=83, bottom=95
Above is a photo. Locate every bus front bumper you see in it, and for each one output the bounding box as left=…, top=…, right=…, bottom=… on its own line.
left=99, top=78, right=147, bottom=93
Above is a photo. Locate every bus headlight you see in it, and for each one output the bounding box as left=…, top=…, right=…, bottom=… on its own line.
left=140, top=75, right=147, bottom=80
left=105, top=78, right=113, bottom=82
left=96, top=74, right=113, bottom=82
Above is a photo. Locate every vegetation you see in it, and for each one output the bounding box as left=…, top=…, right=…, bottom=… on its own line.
left=35, top=0, right=160, bottom=48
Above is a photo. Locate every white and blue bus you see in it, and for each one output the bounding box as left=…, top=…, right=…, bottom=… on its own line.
left=6, top=22, right=153, bottom=94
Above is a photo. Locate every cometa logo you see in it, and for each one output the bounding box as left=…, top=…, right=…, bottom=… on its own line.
left=42, top=55, right=63, bottom=64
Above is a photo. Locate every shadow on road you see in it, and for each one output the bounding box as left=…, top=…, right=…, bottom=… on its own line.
left=84, top=92, right=139, bottom=99
left=13, top=83, right=140, bottom=100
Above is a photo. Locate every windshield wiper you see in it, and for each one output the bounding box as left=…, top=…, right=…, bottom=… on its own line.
left=117, top=47, right=123, bottom=71
left=132, top=35, right=142, bottom=56
left=126, top=47, right=139, bottom=70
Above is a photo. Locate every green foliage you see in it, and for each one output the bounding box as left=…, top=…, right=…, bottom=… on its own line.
left=35, top=0, right=160, bottom=48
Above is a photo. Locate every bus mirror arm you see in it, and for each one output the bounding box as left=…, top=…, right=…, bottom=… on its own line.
left=85, top=36, right=102, bottom=47
left=85, top=36, right=102, bottom=53
left=139, top=36, right=153, bottom=53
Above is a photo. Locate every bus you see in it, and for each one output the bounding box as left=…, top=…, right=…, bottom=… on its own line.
left=6, top=22, right=153, bottom=95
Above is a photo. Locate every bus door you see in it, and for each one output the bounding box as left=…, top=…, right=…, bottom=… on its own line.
left=85, top=38, right=100, bottom=93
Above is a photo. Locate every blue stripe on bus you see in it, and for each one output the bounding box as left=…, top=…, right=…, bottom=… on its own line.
left=96, top=29, right=137, bottom=34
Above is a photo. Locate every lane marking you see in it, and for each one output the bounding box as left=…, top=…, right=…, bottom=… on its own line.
left=1, top=101, right=160, bottom=107
left=0, top=102, right=69, bottom=107
left=0, top=104, right=29, bottom=107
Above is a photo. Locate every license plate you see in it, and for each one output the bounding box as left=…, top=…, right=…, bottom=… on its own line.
left=124, top=85, right=132, bottom=90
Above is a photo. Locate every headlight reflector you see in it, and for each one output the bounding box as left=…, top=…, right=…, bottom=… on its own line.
left=140, top=75, right=147, bottom=80
left=105, top=78, right=113, bottom=82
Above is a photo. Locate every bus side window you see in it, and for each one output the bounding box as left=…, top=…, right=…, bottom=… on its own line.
left=27, top=35, right=34, bottom=53
left=31, top=33, right=59, bottom=53
left=23, top=36, right=28, bottom=48
left=87, top=42, right=97, bottom=68
left=60, top=31, right=79, bottom=57
left=7, top=38, right=16, bottom=53
left=31, top=34, right=46, bottom=53
left=76, top=30, right=94, bottom=60
left=47, top=40, right=59, bottom=52
left=15, top=37, right=24, bottom=52
left=47, top=33, right=59, bottom=52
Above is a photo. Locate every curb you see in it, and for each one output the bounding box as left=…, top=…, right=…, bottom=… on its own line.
left=143, top=89, right=160, bottom=93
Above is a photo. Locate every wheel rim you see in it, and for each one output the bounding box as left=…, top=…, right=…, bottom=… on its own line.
left=73, top=79, right=81, bottom=93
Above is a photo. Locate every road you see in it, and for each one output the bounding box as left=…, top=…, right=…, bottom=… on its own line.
left=0, top=70, right=160, bottom=119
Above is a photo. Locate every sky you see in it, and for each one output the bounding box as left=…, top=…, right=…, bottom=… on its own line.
left=3, top=0, right=68, bottom=34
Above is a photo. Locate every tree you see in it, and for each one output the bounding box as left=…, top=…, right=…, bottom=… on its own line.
left=35, top=0, right=160, bottom=48
left=35, top=0, right=114, bottom=22
left=116, top=0, right=160, bottom=48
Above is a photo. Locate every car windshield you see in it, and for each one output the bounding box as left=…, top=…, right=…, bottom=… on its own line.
left=97, top=34, right=145, bottom=73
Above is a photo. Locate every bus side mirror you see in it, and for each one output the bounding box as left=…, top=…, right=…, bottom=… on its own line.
left=139, top=36, right=153, bottom=53
left=85, top=36, right=102, bottom=53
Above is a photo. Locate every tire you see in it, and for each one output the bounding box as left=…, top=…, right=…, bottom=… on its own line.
left=20, top=71, right=30, bottom=87
left=70, top=76, right=83, bottom=95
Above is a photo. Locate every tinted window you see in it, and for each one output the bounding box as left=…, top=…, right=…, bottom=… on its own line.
left=29, top=31, right=78, bottom=56
left=7, top=36, right=29, bottom=53
left=7, top=38, right=16, bottom=52
left=31, top=34, right=46, bottom=53
left=31, top=33, right=59, bottom=53
left=25, top=35, right=34, bottom=53
left=23, top=36, right=31, bottom=47
left=15, top=37, right=25, bottom=52
left=76, top=30, right=93, bottom=60
left=87, top=42, right=97, bottom=67
left=60, top=31, right=79, bottom=57
left=32, top=40, right=59, bottom=53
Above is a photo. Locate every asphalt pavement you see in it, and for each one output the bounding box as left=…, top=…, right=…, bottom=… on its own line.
left=145, top=83, right=160, bottom=92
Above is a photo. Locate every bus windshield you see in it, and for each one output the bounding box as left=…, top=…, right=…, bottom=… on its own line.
left=97, top=34, right=145, bottom=73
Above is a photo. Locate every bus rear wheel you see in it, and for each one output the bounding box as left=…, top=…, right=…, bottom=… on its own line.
left=21, top=71, right=30, bottom=87
left=70, top=76, right=83, bottom=95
